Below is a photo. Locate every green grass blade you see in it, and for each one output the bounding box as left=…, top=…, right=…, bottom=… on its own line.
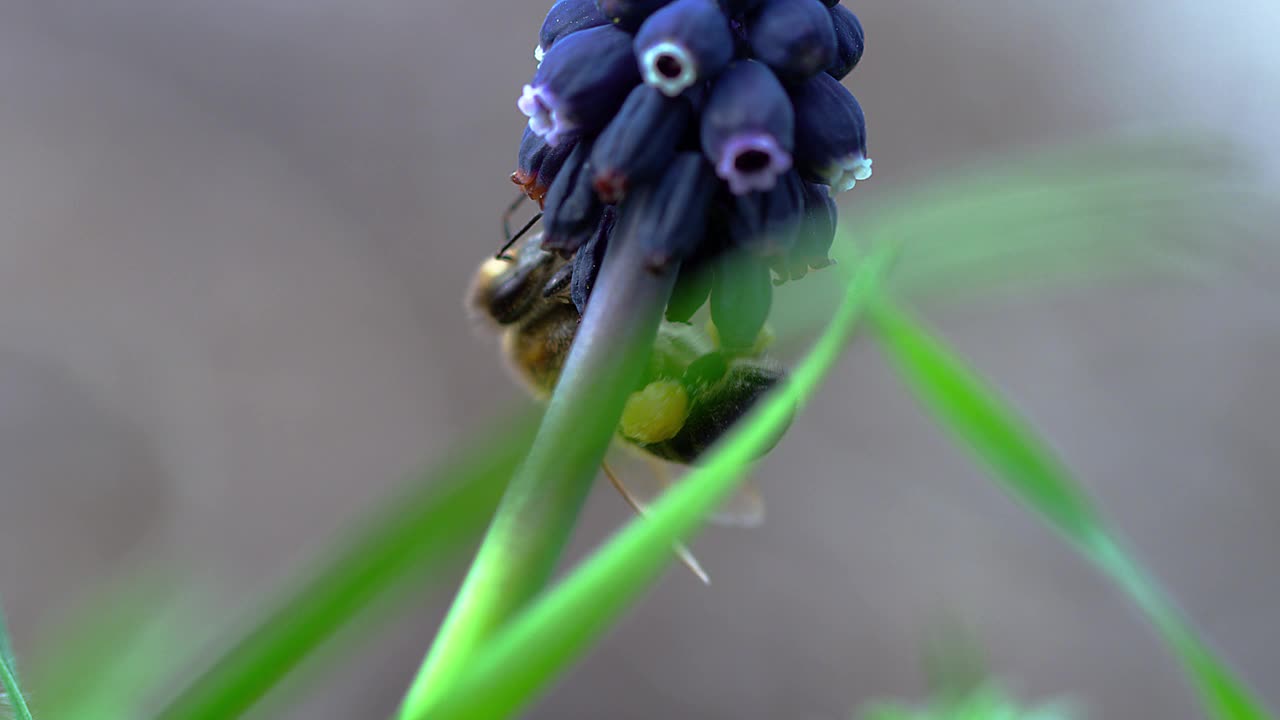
left=0, top=599, right=17, bottom=687
left=0, top=601, right=33, bottom=720
left=1, top=656, right=34, bottom=720
left=408, top=243, right=898, bottom=720
left=153, top=418, right=536, bottom=720
left=29, top=581, right=197, bottom=720
left=869, top=299, right=1273, bottom=720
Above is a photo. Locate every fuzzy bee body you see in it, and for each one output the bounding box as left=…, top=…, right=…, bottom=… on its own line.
left=469, top=233, right=788, bottom=466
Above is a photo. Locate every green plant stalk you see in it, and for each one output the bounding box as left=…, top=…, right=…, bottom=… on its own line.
left=1, top=651, right=34, bottom=720
left=398, top=220, right=680, bottom=716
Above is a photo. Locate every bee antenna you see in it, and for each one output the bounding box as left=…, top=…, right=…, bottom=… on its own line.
left=497, top=212, right=543, bottom=261
left=496, top=192, right=542, bottom=261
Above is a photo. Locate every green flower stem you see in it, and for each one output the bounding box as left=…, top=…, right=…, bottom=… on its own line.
left=397, top=220, right=679, bottom=717
left=1, top=651, right=34, bottom=720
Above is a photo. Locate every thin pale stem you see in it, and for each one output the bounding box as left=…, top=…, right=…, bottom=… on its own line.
left=398, top=218, right=678, bottom=716
left=0, top=654, right=33, bottom=720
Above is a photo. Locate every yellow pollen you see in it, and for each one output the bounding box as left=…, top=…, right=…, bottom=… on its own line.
left=619, top=380, right=690, bottom=444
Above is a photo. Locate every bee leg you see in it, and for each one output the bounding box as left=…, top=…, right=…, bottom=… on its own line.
left=602, top=461, right=710, bottom=585
left=541, top=262, right=573, bottom=298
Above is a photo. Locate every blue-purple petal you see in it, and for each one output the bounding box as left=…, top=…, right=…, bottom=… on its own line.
left=539, top=0, right=611, bottom=55
left=700, top=60, right=795, bottom=195
left=512, top=128, right=579, bottom=205
left=785, top=180, right=837, bottom=280
left=724, top=170, right=805, bottom=256
left=634, top=0, right=735, bottom=97
left=590, top=85, right=693, bottom=202
left=747, top=0, right=838, bottom=81
left=542, top=142, right=605, bottom=254
left=520, top=25, right=640, bottom=145
left=790, top=71, right=871, bottom=192
left=826, top=5, right=864, bottom=80
left=620, top=152, right=719, bottom=271
left=596, top=0, right=676, bottom=31
left=570, top=207, right=615, bottom=314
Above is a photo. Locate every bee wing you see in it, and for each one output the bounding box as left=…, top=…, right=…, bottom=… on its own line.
left=601, top=461, right=710, bottom=584
left=606, top=451, right=765, bottom=528
left=706, top=480, right=766, bottom=528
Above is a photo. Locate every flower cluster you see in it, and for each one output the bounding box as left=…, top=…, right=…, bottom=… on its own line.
left=513, top=0, right=870, bottom=350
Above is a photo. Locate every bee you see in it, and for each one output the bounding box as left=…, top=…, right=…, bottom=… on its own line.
left=468, top=223, right=789, bottom=579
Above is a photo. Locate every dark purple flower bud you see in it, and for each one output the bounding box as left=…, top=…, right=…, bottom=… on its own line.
left=596, top=0, right=675, bottom=32
left=700, top=60, right=795, bottom=195
left=817, top=0, right=838, bottom=7
left=590, top=86, right=693, bottom=202
left=666, top=261, right=713, bottom=323
left=826, top=5, right=864, bottom=80
left=570, top=207, right=614, bottom=314
left=513, top=126, right=546, bottom=188
left=710, top=252, right=773, bottom=352
left=747, top=0, right=838, bottom=81
left=634, top=0, right=735, bottom=97
left=724, top=170, right=805, bottom=256
left=783, top=180, right=837, bottom=281
left=717, top=0, right=765, bottom=14
left=790, top=71, right=872, bottom=192
left=519, top=25, right=640, bottom=145
left=512, top=128, right=579, bottom=205
left=542, top=143, right=605, bottom=254
left=539, top=0, right=610, bottom=60
left=620, top=152, right=719, bottom=272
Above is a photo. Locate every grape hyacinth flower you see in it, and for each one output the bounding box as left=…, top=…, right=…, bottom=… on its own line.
left=406, top=4, right=874, bottom=696
left=514, top=0, right=874, bottom=341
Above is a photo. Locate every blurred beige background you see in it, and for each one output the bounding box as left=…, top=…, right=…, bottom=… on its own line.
left=1, top=1, right=1277, bottom=717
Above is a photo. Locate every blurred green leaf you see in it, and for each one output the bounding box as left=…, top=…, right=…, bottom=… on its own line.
left=859, top=683, right=1074, bottom=720
left=921, top=620, right=991, bottom=703
left=870, top=299, right=1273, bottom=720
left=410, top=242, right=898, bottom=720
left=771, top=134, right=1275, bottom=341
left=28, top=579, right=199, bottom=720
left=152, top=417, right=536, bottom=720
left=0, top=600, right=33, bottom=720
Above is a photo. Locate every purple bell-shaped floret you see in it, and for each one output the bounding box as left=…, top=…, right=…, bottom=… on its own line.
left=700, top=60, right=795, bottom=195
left=519, top=25, right=640, bottom=145
left=634, top=0, right=735, bottom=97
left=747, top=0, right=837, bottom=81
left=790, top=71, right=871, bottom=192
